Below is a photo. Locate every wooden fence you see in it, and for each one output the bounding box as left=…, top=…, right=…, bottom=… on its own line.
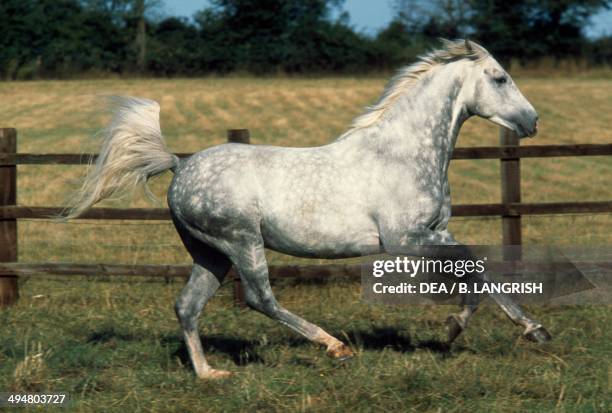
left=0, top=127, right=611, bottom=307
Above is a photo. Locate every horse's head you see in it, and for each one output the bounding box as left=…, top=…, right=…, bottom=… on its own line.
left=462, top=40, right=538, bottom=138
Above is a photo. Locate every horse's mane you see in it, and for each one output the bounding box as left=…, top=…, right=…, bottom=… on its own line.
left=336, top=39, right=489, bottom=141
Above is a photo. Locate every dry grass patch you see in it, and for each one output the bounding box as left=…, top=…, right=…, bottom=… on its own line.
left=1, top=76, right=609, bottom=266
left=0, top=76, right=609, bottom=411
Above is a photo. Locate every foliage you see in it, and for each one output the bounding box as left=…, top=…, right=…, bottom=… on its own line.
left=193, top=0, right=371, bottom=73
left=468, top=0, right=612, bottom=65
left=0, top=0, right=611, bottom=78
left=0, top=0, right=126, bottom=79
left=393, top=0, right=612, bottom=65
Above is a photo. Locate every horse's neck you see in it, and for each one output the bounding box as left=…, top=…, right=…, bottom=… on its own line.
left=341, top=64, right=470, bottom=173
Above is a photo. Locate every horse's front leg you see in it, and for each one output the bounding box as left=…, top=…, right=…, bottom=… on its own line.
left=484, top=283, right=552, bottom=342
left=446, top=286, right=479, bottom=343
left=379, top=228, right=480, bottom=342
left=379, top=228, right=551, bottom=343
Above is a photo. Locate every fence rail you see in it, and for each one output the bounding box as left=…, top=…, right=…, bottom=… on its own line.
left=1, top=201, right=611, bottom=221
left=2, top=261, right=611, bottom=279
left=0, top=262, right=362, bottom=279
left=1, top=127, right=611, bottom=307
left=1, top=144, right=611, bottom=166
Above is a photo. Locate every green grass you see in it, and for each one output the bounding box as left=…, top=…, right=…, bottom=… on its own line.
left=1, top=278, right=610, bottom=412
left=0, top=77, right=610, bottom=411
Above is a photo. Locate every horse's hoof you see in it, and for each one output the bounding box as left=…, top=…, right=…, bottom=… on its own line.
left=197, top=368, right=233, bottom=380
left=334, top=353, right=354, bottom=362
left=524, top=326, right=552, bottom=343
left=327, top=343, right=354, bottom=361
left=446, top=315, right=464, bottom=344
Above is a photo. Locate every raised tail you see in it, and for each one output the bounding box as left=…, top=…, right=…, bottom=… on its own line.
left=62, top=96, right=178, bottom=220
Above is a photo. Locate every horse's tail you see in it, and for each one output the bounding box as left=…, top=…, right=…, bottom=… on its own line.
left=61, top=96, right=178, bottom=220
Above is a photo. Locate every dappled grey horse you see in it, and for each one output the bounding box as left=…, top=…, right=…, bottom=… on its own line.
left=65, top=39, right=550, bottom=379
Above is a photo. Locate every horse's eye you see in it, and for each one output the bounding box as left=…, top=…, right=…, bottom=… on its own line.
left=495, top=76, right=507, bottom=85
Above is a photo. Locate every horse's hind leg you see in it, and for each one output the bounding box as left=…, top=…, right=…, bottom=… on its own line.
left=174, top=232, right=233, bottom=378
left=231, top=242, right=354, bottom=360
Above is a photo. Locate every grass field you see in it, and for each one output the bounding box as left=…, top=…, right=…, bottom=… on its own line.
left=0, top=76, right=611, bottom=412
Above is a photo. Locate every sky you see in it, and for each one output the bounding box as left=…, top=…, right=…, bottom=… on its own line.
left=163, top=0, right=611, bottom=38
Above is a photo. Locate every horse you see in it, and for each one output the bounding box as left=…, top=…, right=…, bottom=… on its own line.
left=64, top=39, right=549, bottom=379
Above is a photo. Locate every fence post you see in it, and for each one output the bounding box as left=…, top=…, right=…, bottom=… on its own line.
left=227, top=129, right=250, bottom=307
left=0, top=128, right=18, bottom=307
left=499, top=127, right=522, bottom=245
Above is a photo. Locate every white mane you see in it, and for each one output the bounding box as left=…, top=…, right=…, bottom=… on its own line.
left=337, top=39, right=489, bottom=140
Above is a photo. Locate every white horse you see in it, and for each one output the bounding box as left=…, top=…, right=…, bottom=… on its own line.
left=65, top=39, right=548, bottom=379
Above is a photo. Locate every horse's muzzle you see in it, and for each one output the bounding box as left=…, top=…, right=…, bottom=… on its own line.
left=527, top=120, right=538, bottom=138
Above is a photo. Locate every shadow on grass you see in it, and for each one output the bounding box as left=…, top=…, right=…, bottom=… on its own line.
left=85, top=325, right=466, bottom=370
left=163, top=329, right=459, bottom=371
left=162, top=335, right=267, bottom=366
left=85, top=327, right=267, bottom=366
left=87, top=327, right=138, bottom=344
left=345, top=327, right=469, bottom=356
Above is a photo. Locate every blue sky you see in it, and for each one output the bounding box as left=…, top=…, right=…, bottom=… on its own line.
left=163, top=0, right=611, bottom=38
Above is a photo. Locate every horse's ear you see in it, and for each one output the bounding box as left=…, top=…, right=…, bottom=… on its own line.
left=465, top=38, right=473, bottom=52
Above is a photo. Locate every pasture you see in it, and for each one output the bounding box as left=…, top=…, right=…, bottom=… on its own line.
left=0, top=76, right=611, bottom=412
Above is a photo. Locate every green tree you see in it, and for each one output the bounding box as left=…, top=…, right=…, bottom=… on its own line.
left=0, top=0, right=126, bottom=79
left=469, top=0, right=611, bottom=63
left=82, top=0, right=163, bottom=72
left=147, top=17, right=202, bottom=75
left=394, top=0, right=471, bottom=38
left=390, top=0, right=611, bottom=65
left=194, top=0, right=371, bottom=73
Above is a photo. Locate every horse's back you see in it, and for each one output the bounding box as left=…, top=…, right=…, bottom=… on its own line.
left=167, top=142, right=379, bottom=256
left=167, top=143, right=323, bottom=232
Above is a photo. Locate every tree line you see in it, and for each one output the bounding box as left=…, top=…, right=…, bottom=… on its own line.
left=1, top=0, right=611, bottom=79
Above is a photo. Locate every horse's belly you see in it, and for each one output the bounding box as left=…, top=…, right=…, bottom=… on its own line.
left=261, top=215, right=380, bottom=258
